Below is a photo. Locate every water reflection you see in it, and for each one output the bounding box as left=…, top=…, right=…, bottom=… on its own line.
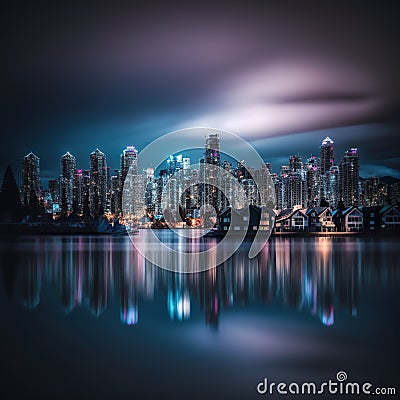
left=1, top=235, right=399, bottom=327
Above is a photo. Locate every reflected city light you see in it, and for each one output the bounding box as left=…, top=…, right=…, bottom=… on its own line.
left=1, top=235, right=399, bottom=327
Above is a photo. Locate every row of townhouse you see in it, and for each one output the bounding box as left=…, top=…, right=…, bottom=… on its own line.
left=215, top=205, right=400, bottom=234
left=275, top=205, right=400, bottom=233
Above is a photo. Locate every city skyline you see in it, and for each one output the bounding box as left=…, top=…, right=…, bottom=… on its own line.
left=15, top=134, right=400, bottom=191
left=13, top=134, right=400, bottom=220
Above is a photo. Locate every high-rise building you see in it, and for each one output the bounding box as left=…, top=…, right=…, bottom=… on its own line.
left=48, top=179, right=60, bottom=206
left=144, top=167, right=157, bottom=214
left=60, top=152, right=76, bottom=213
left=320, top=137, right=334, bottom=175
left=201, top=133, right=222, bottom=214
left=167, top=154, right=183, bottom=176
left=320, top=137, right=335, bottom=205
left=183, top=157, right=191, bottom=171
left=205, top=133, right=220, bottom=165
left=340, top=148, right=360, bottom=207
left=110, top=169, right=121, bottom=215
left=156, top=169, right=169, bottom=216
left=327, top=165, right=340, bottom=208
left=306, top=155, right=319, bottom=207
left=276, top=159, right=307, bottom=209
left=73, top=169, right=84, bottom=214
left=90, top=148, right=108, bottom=217
left=280, top=165, right=290, bottom=176
left=82, top=170, right=90, bottom=209
left=120, top=146, right=139, bottom=214
left=121, top=146, right=138, bottom=182
left=21, top=152, right=41, bottom=201
left=289, top=154, right=303, bottom=172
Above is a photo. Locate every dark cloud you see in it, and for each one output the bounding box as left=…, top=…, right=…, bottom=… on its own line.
left=272, top=93, right=374, bottom=105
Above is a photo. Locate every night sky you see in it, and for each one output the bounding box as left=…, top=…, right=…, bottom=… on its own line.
left=1, top=1, right=400, bottom=186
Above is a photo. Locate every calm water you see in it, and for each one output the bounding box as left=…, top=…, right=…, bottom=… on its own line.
left=0, top=234, right=399, bottom=399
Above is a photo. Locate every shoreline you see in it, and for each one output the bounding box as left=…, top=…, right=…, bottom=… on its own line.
left=0, top=223, right=398, bottom=238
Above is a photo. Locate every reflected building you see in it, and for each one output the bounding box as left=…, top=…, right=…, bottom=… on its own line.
left=7, top=236, right=400, bottom=327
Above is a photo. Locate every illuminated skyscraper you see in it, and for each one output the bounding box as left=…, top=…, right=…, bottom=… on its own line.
left=144, top=167, right=157, bottom=214
left=60, top=152, right=76, bottom=213
left=205, top=133, right=220, bottom=165
left=120, top=146, right=139, bottom=215
left=90, top=148, right=108, bottom=217
left=320, top=137, right=335, bottom=205
left=306, top=155, right=319, bottom=207
left=289, top=154, right=303, bottom=172
left=167, top=154, right=183, bottom=176
left=21, top=152, right=40, bottom=201
left=183, top=157, right=191, bottom=171
left=340, top=148, right=360, bottom=207
left=110, top=169, right=121, bottom=215
left=48, top=179, right=60, bottom=206
left=201, top=133, right=222, bottom=216
left=73, top=169, right=84, bottom=213
left=121, top=146, right=138, bottom=182
left=277, top=158, right=307, bottom=209
left=320, top=137, right=334, bottom=175
left=327, top=165, right=340, bottom=208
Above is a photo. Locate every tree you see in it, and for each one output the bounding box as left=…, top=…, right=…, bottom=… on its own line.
left=0, top=165, right=22, bottom=222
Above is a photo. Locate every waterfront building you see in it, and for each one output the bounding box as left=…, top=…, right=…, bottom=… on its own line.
left=320, top=137, right=334, bottom=175
left=73, top=169, right=85, bottom=214
left=21, top=152, right=41, bottom=201
left=362, top=205, right=400, bottom=232
left=340, top=148, right=360, bottom=207
left=306, top=207, right=336, bottom=232
left=326, top=165, right=340, bottom=208
left=275, top=208, right=309, bottom=232
left=120, top=146, right=139, bottom=215
left=305, top=155, right=319, bottom=207
left=110, top=170, right=121, bottom=215
left=60, top=152, right=76, bottom=213
left=144, top=167, right=157, bottom=214
left=333, top=206, right=363, bottom=232
left=319, top=137, right=335, bottom=204
left=121, top=146, right=138, bottom=181
left=89, top=148, right=108, bottom=217
left=217, top=205, right=273, bottom=233
left=201, top=133, right=222, bottom=214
